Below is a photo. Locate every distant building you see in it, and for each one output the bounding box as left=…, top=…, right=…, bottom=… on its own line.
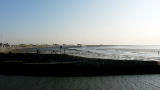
left=0, top=43, right=10, bottom=47
left=0, top=43, right=2, bottom=47
left=77, top=44, right=83, bottom=47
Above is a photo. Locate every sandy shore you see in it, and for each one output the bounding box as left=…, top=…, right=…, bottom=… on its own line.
left=1, top=53, right=160, bottom=90
left=0, top=53, right=160, bottom=76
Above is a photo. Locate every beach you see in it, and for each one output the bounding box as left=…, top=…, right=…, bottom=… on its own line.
left=0, top=53, right=160, bottom=90
left=0, top=53, right=160, bottom=76
left=1, top=47, right=160, bottom=89
left=11, top=45, right=160, bottom=61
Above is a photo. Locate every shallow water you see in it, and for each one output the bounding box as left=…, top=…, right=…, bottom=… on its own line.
left=21, top=45, right=160, bottom=61
left=1, top=74, right=160, bottom=90
left=68, top=45, right=160, bottom=61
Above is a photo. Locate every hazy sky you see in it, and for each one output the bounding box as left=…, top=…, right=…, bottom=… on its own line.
left=1, top=0, right=160, bottom=45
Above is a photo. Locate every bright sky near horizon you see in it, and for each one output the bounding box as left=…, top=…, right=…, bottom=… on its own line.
left=1, top=0, right=160, bottom=45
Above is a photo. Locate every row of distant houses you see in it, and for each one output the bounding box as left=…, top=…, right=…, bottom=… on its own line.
left=0, top=43, right=19, bottom=53
left=0, top=43, right=11, bottom=52
left=0, top=43, right=84, bottom=48
left=0, top=43, right=10, bottom=47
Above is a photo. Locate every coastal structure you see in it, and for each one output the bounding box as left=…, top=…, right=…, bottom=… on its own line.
left=0, top=43, right=16, bottom=53
left=0, top=43, right=10, bottom=47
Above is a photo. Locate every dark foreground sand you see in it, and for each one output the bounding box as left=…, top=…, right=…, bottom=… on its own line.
left=0, top=53, right=160, bottom=76
left=1, top=53, right=160, bottom=90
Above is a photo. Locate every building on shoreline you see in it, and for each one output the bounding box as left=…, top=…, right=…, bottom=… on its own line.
left=0, top=43, right=10, bottom=48
left=0, top=43, right=16, bottom=53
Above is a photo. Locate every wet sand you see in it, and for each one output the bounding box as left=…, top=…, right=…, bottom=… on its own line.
left=1, top=53, right=160, bottom=90
left=0, top=53, right=160, bottom=76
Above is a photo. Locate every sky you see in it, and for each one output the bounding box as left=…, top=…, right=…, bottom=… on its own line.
left=1, top=0, right=160, bottom=45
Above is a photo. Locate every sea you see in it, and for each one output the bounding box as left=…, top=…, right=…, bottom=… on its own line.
left=1, top=74, right=160, bottom=90
left=22, top=45, right=160, bottom=61
left=68, top=45, right=160, bottom=61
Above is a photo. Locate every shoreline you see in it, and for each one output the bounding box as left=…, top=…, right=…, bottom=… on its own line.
left=9, top=46, right=160, bottom=61
left=0, top=53, right=160, bottom=76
